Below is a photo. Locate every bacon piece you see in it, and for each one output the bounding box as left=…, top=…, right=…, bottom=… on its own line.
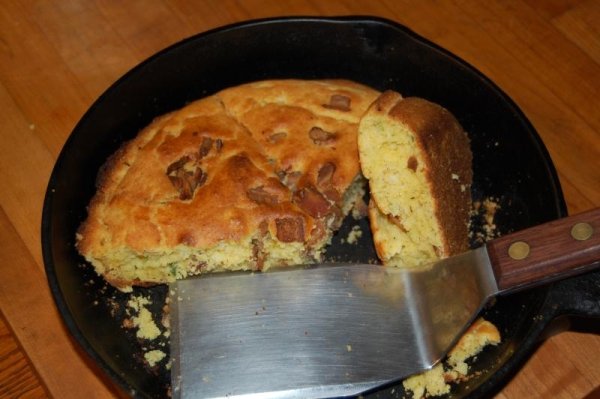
left=309, top=127, right=336, bottom=145
left=275, top=217, right=305, bottom=242
left=246, top=186, right=280, bottom=206
left=199, top=137, right=213, bottom=158
left=322, top=94, right=351, bottom=111
left=293, top=186, right=332, bottom=218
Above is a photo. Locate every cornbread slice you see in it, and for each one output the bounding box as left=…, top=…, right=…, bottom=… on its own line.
left=76, top=79, right=379, bottom=291
left=358, top=91, right=472, bottom=267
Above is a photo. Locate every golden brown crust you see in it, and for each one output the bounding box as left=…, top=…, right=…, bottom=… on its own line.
left=388, top=95, right=472, bottom=256
left=76, top=79, right=380, bottom=290
left=217, top=79, right=375, bottom=197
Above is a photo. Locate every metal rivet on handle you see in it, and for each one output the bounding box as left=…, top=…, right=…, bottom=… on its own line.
left=571, top=222, right=593, bottom=241
left=508, top=241, right=530, bottom=260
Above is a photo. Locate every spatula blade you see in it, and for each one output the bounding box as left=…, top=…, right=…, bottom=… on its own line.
left=170, top=247, right=497, bottom=399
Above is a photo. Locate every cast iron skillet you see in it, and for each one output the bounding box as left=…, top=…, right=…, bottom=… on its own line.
left=42, top=16, right=600, bottom=398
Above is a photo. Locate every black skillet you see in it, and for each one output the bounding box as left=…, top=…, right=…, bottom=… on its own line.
left=42, top=16, right=600, bottom=398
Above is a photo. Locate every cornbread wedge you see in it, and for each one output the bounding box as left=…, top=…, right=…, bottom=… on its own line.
left=358, top=91, right=472, bottom=267
left=76, top=79, right=379, bottom=291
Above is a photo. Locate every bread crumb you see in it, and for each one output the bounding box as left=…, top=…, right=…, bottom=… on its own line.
left=403, top=363, right=449, bottom=398
left=470, top=197, right=501, bottom=245
left=144, top=349, right=166, bottom=367
left=447, top=318, right=500, bottom=375
left=346, top=225, right=363, bottom=244
left=402, top=318, right=500, bottom=398
left=127, top=295, right=161, bottom=340
left=351, top=196, right=369, bottom=220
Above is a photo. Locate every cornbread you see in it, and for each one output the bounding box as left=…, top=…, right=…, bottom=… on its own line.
left=76, top=79, right=379, bottom=291
left=358, top=91, right=472, bottom=267
left=79, top=79, right=499, bottom=396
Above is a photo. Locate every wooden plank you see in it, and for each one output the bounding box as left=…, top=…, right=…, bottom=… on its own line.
left=29, top=1, right=138, bottom=99
left=0, top=82, right=54, bottom=270
left=521, top=0, right=584, bottom=19
left=0, top=206, right=121, bottom=398
left=0, top=312, right=48, bottom=399
left=0, top=0, right=92, bottom=157
left=556, top=173, right=596, bottom=214
left=552, top=0, right=600, bottom=65
left=94, top=0, right=195, bottom=60
left=499, top=332, right=600, bottom=399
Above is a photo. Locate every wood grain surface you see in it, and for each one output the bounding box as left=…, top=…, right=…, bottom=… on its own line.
left=0, top=1, right=599, bottom=398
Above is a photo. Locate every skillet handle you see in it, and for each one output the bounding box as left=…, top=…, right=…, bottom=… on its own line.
left=547, top=268, right=600, bottom=319
left=486, top=207, right=600, bottom=293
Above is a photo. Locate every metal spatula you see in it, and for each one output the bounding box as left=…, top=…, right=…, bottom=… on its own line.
left=170, top=208, right=600, bottom=399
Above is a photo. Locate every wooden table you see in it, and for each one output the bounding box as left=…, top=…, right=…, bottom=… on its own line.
left=1, top=1, right=599, bottom=398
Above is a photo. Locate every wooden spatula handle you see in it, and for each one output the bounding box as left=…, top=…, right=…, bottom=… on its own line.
left=486, top=207, right=600, bottom=292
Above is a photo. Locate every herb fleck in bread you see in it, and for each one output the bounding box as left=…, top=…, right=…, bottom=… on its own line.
left=76, top=79, right=379, bottom=292
left=358, top=91, right=472, bottom=267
